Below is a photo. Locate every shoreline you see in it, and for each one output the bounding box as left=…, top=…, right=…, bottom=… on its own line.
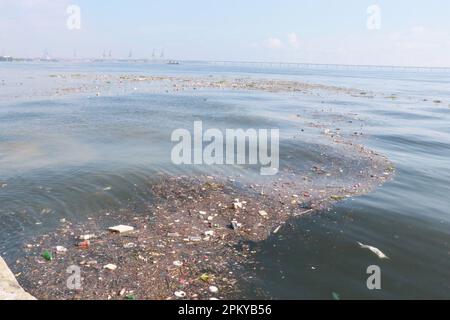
left=0, top=257, right=35, bottom=300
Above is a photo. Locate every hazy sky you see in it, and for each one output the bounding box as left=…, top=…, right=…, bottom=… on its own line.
left=1, top=0, right=450, bottom=66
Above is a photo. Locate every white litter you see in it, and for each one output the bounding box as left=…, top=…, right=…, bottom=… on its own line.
left=273, top=225, right=282, bottom=234
left=258, top=210, right=268, bottom=217
left=79, top=234, right=96, bottom=240
left=233, top=199, right=243, bottom=209
left=108, top=225, right=134, bottom=234
left=55, top=246, right=67, bottom=253
left=209, top=286, right=219, bottom=293
left=173, top=260, right=183, bottom=267
left=174, top=290, right=186, bottom=298
left=103, top=264, right=117, bottom=271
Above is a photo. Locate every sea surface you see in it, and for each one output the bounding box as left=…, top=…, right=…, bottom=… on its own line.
left=0, top=61, right=449, bottom=299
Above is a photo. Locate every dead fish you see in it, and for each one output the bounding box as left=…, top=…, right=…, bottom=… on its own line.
left=357, top=242, right=389, bottom=259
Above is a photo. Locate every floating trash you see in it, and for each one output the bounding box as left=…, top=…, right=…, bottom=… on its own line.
left=174, top=290, right=186, bottom=298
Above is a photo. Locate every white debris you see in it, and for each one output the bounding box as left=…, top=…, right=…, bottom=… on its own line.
left=273, top=225, right=282, bottom=234
left=204, top=230, right=214, bottom=236
left=167, top=232, right=180, bottom=237
left=108, top=225, right=134, bottom=234
left=357, top=242, right=389, bottom=259
left=233, top=199, right=243, bottom=209
left=79, top=234, right=96, bottom=240
left=103, top=264, right=117, bottom=271
left=173, top=260, right=183, bottom=267
left=231, top=220, right=241, bottom=230
left=209, top=286, right=219, bottom=293
left=174, top=290, right=186, bottom=298
left=55, top=246, right=67, bottom=253
left=258, top=210, right=268, bottom=217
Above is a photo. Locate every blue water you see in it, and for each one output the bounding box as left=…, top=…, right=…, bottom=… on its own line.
left=0, top=61, right=449, bottom=299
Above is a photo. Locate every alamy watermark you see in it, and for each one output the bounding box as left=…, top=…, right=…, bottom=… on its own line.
left=366, top=265, right=381, bottom=290
left=171, top=121, right=279, bottom=175
left=66, top=265, right=82, bottom=290
left=366, top=5, right=381, bottom=30
left=66, top=5, right=81, bottom=30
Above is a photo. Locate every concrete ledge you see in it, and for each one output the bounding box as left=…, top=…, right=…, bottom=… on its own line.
left=0, top=256, right=36, bottom=300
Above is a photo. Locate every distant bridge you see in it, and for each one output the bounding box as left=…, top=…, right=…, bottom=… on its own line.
left=185, top=60, right=450, bottom=73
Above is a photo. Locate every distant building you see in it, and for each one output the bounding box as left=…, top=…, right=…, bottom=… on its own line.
left=0, top=56, right=13, bottom=62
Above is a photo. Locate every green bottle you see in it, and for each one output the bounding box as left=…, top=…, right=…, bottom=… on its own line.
left=42, top=250, right=53, bottom=261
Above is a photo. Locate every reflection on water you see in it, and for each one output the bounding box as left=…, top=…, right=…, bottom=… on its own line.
left=0, top=62, right=449, bottom=299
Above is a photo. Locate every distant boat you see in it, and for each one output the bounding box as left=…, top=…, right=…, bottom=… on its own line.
left=167, top=60, right=180, bottom=65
